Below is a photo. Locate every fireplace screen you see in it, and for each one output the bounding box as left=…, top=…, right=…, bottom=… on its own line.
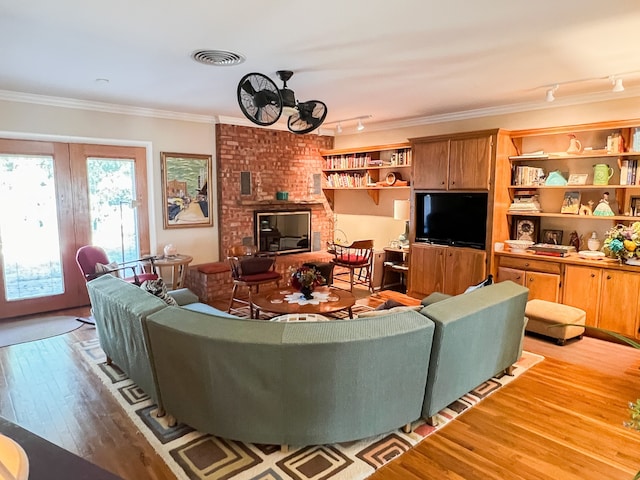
left=254, top=210, right=311, bottom=254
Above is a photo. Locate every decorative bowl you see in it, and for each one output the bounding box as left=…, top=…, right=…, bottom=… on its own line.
left=504, top=240, right=534, bottom=253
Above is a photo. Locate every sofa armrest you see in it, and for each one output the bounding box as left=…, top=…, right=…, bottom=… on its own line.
left=168, top=288, right=199, bottom=306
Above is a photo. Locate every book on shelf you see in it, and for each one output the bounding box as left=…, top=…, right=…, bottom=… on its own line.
left=509, top=151, right=549, bottom=160
left=529, top=243, right=576, bottom=256
left=512, top=166, right=545, bottom=186
left=508, top=192, right=541, bottom=212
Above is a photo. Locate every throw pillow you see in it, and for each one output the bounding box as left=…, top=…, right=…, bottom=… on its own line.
left=94, top=262, right=120, bottom=277
left=239, top=256, right=275, bottom=276
left=464, top=274, right=494, bottom=294
left=140, top=278, right=178, bottom=306
left=374, top=298, right=407, bottom=311
left=356, top=305, right=422, bottom=318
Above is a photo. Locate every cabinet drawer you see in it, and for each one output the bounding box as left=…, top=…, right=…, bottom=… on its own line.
left=498, top=256, right=562, bottom=274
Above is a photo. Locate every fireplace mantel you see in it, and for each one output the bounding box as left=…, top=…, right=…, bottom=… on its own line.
left=238, top=199, right=325, bottom=207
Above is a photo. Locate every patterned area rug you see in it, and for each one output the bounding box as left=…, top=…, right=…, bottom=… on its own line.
left=77, top=329, right=543, bottom=480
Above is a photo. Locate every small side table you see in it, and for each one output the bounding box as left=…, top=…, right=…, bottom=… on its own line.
left=380, top=247, right=410, bottom=293
left=154, top=254, right=193, bottom=290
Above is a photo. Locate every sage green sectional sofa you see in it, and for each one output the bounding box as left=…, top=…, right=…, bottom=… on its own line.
left=86, top=274, right=528, bottom=447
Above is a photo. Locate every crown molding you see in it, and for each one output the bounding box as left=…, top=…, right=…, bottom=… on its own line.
left=2, top=87, right=639, bottom=134
left=360, top=87, right=640, bottom=133
left=0, top=89, right=216, bottom=124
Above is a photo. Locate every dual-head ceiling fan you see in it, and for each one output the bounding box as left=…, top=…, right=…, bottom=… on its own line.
left=236, top=70, right=327, bottom=134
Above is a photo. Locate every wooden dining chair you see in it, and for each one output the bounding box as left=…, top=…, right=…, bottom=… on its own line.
left=329, top=239, right=375, bottom=292
left=226, top=245, right=282, bottom=316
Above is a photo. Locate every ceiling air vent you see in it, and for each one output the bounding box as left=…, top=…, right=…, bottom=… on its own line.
left=191, top=50, right=245, bottom=67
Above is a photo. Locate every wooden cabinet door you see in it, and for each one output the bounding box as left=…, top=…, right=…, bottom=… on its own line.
left=412, top=140, right=449, bottom=190
left=497, top=266, right=525, bottom=286
left=525, top=271, right=560, bottom=302
left=444, top=248, right=487, bottom=295
left=563, top=265, right=601, bottom=327
left=408, top=244, right=445, bottom=297
left=599, top=270, right=640, bottom=338
left=449, top=135, right=492, bottom=190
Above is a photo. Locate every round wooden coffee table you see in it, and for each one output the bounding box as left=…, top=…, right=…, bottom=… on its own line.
left=250, top=287, right=356, bottom=319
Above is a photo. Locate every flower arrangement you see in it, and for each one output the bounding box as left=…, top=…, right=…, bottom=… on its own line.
left=290, top=266, right=325, bottom=291
left=602, top=222, right=640, bottom=261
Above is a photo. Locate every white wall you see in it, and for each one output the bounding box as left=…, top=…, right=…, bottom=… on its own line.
left=0, top=99, right=218, bottom=264
left=331, top=97, right=640, bottom=248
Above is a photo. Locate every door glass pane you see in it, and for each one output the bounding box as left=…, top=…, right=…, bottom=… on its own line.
left=0, top=155, right=64, bottom=300
left=87, top=158, right=140, bottom=263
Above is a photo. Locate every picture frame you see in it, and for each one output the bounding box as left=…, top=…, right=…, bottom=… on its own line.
left=511, top=216, right=539, bottom=243
left=542, top=229, right=563, bottom=245
left=631, top=196, right=640, bottom=217
left=560, top=191, right=581, bottom=214
left=161, top=152, right=213, bottom=229
left=567, top=173, right=589, bottom=185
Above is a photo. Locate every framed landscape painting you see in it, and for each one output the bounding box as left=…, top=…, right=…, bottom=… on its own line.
left=161, top=152, right=213, bottom=229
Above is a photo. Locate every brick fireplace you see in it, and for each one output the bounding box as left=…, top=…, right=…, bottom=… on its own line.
left=215, top=123, right=335, bottom=259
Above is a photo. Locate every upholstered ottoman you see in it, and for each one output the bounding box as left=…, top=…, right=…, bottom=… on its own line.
left=525, top=299, right=586, bottom=346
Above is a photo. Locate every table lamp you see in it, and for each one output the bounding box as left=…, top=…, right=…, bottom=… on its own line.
left=393, top=199, right=410, bottom=246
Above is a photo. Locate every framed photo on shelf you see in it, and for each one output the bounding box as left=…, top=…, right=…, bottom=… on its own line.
left=161, top=152, right=213, bottom=229
left=567, top=173, right=589, bottom=185
left=542, top=229, right=563, bottom=245
left=560, top=191, right=581, bottom=214
left=511, top=216, right=540, bottom=243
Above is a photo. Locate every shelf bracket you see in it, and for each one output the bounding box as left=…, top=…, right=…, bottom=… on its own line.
left=366, top=190, right=380, bottom=205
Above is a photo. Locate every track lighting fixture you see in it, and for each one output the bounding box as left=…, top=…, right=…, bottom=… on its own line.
left=611, top=76, right=624, bottom=92
left=323, top=115, right=371, bottom=133
left=545, top=84, right=559, bottom=102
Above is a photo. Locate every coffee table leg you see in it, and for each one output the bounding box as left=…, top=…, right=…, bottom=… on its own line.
left=348, top=307, right=353, bottom=319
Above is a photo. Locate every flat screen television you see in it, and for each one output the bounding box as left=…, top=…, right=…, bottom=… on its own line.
left=415, top=192, right=488, bottom=249
left=254, top=210, right=311, bottom=254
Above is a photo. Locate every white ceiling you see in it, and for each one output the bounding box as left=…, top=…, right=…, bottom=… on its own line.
left=2, top=0, right=640, bottom=132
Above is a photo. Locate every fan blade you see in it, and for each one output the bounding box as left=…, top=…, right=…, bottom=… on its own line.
left=240, top=79, right=256, bottom=97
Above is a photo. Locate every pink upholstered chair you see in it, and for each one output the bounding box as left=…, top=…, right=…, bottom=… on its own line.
left=75, top=245, right=158, bottom=285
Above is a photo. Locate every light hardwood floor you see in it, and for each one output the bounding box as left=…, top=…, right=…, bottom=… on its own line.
left=1, top=298, right=639, bottom=480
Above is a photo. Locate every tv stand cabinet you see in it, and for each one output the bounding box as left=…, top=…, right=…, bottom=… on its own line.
left=409, top=243, right=487, bottom=297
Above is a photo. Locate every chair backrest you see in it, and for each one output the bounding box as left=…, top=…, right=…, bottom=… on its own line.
left=76, top=245, right=110, bottom=281
left=227, top=244, right=277, bottom=280
left=227, top=244, right=257, bottom=257
left=331, top=239, right=374, bottom=265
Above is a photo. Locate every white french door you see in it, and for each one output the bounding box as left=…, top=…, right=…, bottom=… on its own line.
left=0, top=140, right=149, bottom=319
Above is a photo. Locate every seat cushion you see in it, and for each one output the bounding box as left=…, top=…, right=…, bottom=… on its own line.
left=332, top=254, right=368, bottom=265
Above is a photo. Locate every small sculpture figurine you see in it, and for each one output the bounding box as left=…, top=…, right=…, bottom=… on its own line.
left=579, top=200, right=594, bottom=216
left=593, top=192, right=615, bottom=216
left=569, top=231, right=582, bottom=251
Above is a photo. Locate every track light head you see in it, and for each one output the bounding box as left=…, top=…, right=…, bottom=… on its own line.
left=356, top=119, right=365, bottom=131
left=545, top=84, right=559, bottom=102
left=336, top=122, right=342, bottom=134
left=611, top=76, right=624, bottom=92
